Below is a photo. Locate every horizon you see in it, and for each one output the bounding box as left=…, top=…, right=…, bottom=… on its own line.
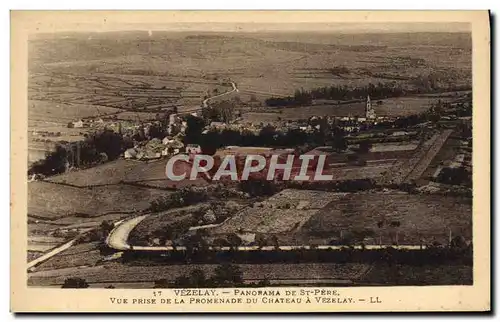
left=30, top=22, right=471, bottom=36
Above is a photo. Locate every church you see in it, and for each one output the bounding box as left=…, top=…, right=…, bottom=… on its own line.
left=365, top=95, right=377, bottom=120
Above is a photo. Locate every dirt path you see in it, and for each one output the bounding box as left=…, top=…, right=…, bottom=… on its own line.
left=202, top=82, right=238, bottom=108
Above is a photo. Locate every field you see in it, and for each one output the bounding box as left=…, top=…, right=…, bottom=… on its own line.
left=28, top=181, right=169, bottom=220
left=28, top=31, right=471, bottom=162
left=46, top=158, right=209, bottom=189
left=300, top=192, right=472, bottom=245
left=129, top=206, right=203, bottom=240
left=209, top=189, right=471, bottom=246
left=28, top=235, right=67, bottom=252
left=211, top=190, right=345, bottom=234
left=30, top=242, right=103, bottom=271
left=28, top=261, right=370, bottom=287
left=46, top=159, right=140, bottom=186
left=240, top=94, right=461, bottom=122
left=359, top=263, right=472, bottom=285
left=420, top=133, right=472, bottom=182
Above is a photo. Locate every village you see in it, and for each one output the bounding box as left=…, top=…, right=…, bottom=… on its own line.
left=55, top=92, right=471, bottom=168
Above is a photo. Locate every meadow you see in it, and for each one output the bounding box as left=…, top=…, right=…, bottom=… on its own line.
left=28, top=181, right=169, bottom=220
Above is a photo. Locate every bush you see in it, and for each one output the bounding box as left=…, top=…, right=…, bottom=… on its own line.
left=212, top=263, right=243, bottom=286
left=61, top=277, right=89, bottom=288
left=238, top=178, right=281, bottom=197
left=149, top=188, right=209, bottom=212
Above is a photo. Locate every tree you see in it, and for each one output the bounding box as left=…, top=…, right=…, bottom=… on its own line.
left=184, top=115, right=205, bottom=144
left=100, top=220, right=114, bottom=235
left=450, top=235, right=467, bottom=250
left=211, top=100, right=234, bottom=123
left=202, top=209, right=217, bottom=224
left=358, top=141, right=373, bottom=153
left=61, top=277, right=89, bottom=288
left=437, top=167, right=471, bottom=186
left=88, top=129, right=126, bottom=160
left=271, top=235, right=280, bottom=250
left=213, top=263, right=243, bottom=286
left=154, top=279, right=171, bottom=288
left=28, top=144, right=68, bottom=176
left=255, top=234, right=267, bottom=249
left=238, top=177, right=279, bottom=197
left=227, top=233, right=243, bottom=250
left=188, top=269, right=208, bottom=287
left=331, top=128, right=348, bottom=152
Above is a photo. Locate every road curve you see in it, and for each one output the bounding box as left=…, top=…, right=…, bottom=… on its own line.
left=202, top=82, right=238, bottom=108
left=105, top=215, right=148, bottom=250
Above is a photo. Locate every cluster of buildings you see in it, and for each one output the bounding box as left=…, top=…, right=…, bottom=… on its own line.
left=198, top=96, right=387, bottom=137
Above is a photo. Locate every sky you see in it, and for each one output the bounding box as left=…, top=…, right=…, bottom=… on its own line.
left=37, top=22, right=471, bottom=34
left=14, top=11, right=473, bottom=34
left=100, top=22, right=472, bottom=33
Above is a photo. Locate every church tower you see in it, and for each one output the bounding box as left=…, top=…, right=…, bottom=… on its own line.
left=365, top=95, right=376, bottom=120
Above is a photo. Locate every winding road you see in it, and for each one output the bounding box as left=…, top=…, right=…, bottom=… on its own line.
left=202, top=81, right=238, bottom=108
left=175, top=82, right=238, bottom=114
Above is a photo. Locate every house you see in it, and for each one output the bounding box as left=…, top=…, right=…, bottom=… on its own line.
left=450, top=154, right=465, bottom=168
left=72, top=119, right=85, bottom=128
left=162, top=147, right=181, bottom=156
left=210, top=121, right=226, bottom=128
left=342, top=125, right=360, bottom=133
left=392, top=131, right=409, bottom=137
left=237, top=232, right=256, bottom=245
left=162, top=136, right=175, bottom=145
left=186, top=144, right=202, bottom=154
left=124, top=148, right=138, bottom=159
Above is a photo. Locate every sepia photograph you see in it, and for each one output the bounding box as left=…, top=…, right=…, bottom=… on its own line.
left=10, top=10, right=490, bottom=312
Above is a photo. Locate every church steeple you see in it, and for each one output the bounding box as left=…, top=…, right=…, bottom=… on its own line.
left=365, top=95, right=376, bottom=120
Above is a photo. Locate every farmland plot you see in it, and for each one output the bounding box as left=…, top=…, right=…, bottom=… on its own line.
left=47, top=159, right=139, bottom=186
left=404, top=130, right=453, bottom=182
left=114, top=111, right=158, bottom=121
left=359, top=263, right=472, bottom=285
left=51, top=212, right=134, bottom=227
left=266, top=189, right=347, bottom=209
left=34, top=245, right=103, bottom=271
left=213, top=207, right=320, bottom=234
left=301, top=192, right=472, bottom=245
left=28, top=181, right=169, bottom=220
left=28, top=100, right=122, bottom=121
left=28, top=262, right=368, bottom=286
left=328, top=163, right=396, bottom=181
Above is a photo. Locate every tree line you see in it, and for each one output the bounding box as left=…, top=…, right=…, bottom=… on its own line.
left=29, top=129, right=133, bottom=176
left=265, top=82, right=472, bottom=108
left=118, top=243, right=472, bottom=266
left=265, top=82, right=406, bottom=107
